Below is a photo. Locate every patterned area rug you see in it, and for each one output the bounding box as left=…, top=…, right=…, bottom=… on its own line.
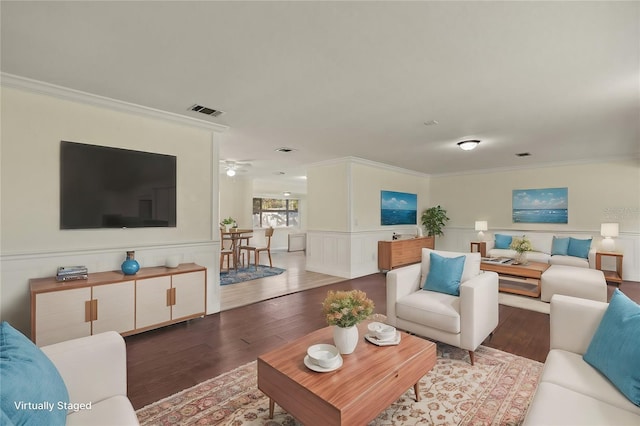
left=220, top=265, right=286, bottom=286
left=136, top=343, right=542, bottom=425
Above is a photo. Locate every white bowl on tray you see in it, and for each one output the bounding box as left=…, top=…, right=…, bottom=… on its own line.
left=307, top=344, right=341, bottom=369
left=368, top=322, right=397, bottom=341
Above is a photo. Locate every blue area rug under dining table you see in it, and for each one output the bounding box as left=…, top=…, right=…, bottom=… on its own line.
left=220, top=265, right=286, bottom=286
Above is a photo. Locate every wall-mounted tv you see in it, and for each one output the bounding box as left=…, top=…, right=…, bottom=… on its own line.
left=60, top=141, right=176, bottom=229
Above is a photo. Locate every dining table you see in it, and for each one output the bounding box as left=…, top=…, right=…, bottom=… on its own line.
left=221, top=228, right=253, bottom=269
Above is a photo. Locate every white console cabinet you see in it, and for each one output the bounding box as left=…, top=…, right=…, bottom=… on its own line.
left=30, top=263, right=206, bottom=346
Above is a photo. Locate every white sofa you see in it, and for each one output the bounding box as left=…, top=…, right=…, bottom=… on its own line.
left=485, top=231, right=597, bottom=268
left=386, top=249, right=499, bottom=365
left=523, top=295, right=640, bottom=425
left=41, top=331, right=139, bottom=426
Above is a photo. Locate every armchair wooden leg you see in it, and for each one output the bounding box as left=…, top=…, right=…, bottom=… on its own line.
left=469, top=350, right=475, bottom=366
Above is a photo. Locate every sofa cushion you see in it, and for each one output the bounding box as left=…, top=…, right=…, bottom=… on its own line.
left=421, top=249, right=480, bottom=288
left=551, top=236, right=570, bottom=255
left=584, top=289, right=640, bottom=407
left=542, top=349, right=640, bottom=415
left=396, top=290, right=461, bottom=334
left=67, top=396, right=139, bottom=426
left=567, top=237, right=592, bottom=259
left=527, top=234, right=553, bottom=254
left=424, top=252, right=465, bottom=296
left=0, top=322, right=69, bottom=425
left=523, top=381, right=640, bottom=426
left=495, top=233, right=513, bottom=249
left=525, top=251, right=551, bottom=264
left=549, top=254, right=589, bottom=268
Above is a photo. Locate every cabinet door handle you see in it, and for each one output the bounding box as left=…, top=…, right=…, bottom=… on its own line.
left=92, top=299, right=98, bottom=321
left=172, top=287, right=177, bottom=306
left=166, top=288, right=172, bottom=306
left=85, top=300, right=92, bottom=322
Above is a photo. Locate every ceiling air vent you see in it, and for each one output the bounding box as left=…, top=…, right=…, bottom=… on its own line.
left=188, top=104, right=225, bottom=117
left=516, top=152, right=531, bottom=157
left=275, top=147, right=296, bottom=153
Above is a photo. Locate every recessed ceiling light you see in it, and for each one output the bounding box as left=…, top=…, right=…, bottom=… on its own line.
left=283, top=191, right=291, bottom=196
left=457, top=140, right=480, bottom=151
left=226, top=169, right=236, bottom=177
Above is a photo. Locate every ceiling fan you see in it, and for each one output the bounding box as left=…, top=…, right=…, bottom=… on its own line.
left=220, top=160, right=252, bottom=176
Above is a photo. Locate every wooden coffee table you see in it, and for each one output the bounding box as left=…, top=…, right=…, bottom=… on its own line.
left=257, top=322, right=437, bottom=425
left=480, top=259, right=549, bottom=297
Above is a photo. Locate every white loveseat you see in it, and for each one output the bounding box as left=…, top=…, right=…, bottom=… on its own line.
left=41, top=331, right=140, bottom=426
left=386, top=249, right=499, bottom=365
left=523, top=295, right=640, bottom=425
left=485, top=231, right=597, bottom=268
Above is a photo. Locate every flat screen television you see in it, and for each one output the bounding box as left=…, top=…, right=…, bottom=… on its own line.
left=60, top=141, right=177, bottom=229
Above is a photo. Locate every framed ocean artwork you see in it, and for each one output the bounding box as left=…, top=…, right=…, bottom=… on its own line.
left=381, top=190, right=417, bottom=225
left=512, top=187, right=568, bottom=224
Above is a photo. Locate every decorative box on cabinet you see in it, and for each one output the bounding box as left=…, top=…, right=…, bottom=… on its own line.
left=30, top=263, right=206, bottom=346
left=378, top=236, right=435, bottom=271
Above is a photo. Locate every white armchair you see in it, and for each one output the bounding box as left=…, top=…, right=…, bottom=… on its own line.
left=386, top=248, right=499, bottom=365
left=41, top=331, right=139, bottom=426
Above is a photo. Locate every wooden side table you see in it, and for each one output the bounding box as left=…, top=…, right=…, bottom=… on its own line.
left=595, top=252, right=623, bottom=285
left=470, top=241, right=487, bottom=257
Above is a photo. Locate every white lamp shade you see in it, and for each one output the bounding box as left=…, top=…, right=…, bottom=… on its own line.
left=475, top=221, right=488, bottom=231
left=600, top=223, right=619, bottom=238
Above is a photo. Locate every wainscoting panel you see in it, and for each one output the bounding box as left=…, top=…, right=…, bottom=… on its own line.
left=1, top=242, right=219, bottom=338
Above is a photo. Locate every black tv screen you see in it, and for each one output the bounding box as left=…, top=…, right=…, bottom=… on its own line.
left=60, top=141, right=176, bottom=229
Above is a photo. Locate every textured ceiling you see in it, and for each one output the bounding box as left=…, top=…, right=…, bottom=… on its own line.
left=2, top=1, right=638, bottom=184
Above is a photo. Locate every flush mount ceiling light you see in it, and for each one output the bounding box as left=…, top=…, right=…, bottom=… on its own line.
left=457, top=140, right=481, bottom=151
left=226, top=168, right=236, bottom=177
left=283, top=191, right=291, bottom=197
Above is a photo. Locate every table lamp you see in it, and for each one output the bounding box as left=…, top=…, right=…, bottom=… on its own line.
left=600, top=223, right=619, bottom=252
left=475, top=221, right=488, bottom=241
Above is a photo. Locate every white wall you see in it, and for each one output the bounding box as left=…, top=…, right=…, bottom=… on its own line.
left=0, top=80, right=226, bottom=336
left=306, top=158, right=430, bottom=278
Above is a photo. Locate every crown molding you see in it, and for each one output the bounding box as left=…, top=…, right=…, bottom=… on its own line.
left=1, top=72, right=228, bottom=133
left=307, top=156, right=430, bottom=178
left=431, top=155, right=640, bottom=178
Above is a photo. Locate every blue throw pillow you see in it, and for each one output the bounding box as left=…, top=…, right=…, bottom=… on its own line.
left=424, top=253, right=466, bottom=296
left=551, top=236, right=570, bottom=256
left=494, top=234, right=513, bottom=249
left=583, top=290, right=640, bottom=406
left=0, top=322, right=69, bottom=425
left=567, top=237, right=592, bottom=259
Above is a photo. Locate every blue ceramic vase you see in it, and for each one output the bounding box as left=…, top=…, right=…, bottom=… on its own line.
left=121, top=250, right=140, bottom=275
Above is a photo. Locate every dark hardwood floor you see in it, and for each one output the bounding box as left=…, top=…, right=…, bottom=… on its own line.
left=125, top=274, right=640, bottom=410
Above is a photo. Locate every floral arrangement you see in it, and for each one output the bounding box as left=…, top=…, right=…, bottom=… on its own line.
left=510, top=236, right=533, bottom=254
left=322, top=290, right=374, bottom=328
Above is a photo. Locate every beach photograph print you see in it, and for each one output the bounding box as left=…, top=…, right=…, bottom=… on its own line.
left=381, top=190, right=417, bottom=225
left=512, top=187, right=568, bottom=224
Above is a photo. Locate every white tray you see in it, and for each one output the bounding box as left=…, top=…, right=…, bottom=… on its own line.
left=365, top=331, right=401, bottom=346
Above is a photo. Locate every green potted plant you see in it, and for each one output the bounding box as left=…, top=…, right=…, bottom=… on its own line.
left=421, top=205, right=450, bottom=238
left=220, top=216, right=235, bottom=231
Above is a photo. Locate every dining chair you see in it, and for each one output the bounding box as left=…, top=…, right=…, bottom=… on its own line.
left=220, top=229, right=235, bottom=272
left=240, top=227, right=274, bottom=270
